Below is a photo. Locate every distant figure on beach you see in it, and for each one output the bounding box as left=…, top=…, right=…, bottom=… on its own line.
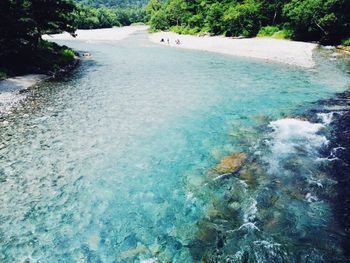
left=167, top=38, right=170, bottom=44
left=160, top=38, right=165, bottom=42
left=175, top=39, right=181, bottom=45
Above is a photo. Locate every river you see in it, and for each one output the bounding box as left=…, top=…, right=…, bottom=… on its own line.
left=0, top=30, right=349, bottom=262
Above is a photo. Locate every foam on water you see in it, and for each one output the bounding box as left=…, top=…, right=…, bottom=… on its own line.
left=266, top=118, right=328, bottom=173
left=242, top=198, right=258, bottom=223
left=269, top=118, right=327, bottom=149
left=317, top=112, right=335, bottom=124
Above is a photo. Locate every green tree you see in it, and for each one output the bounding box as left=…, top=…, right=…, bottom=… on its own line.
left=284, top=0, right=350, bottom=43
left=145, top=0, right=162, bottom=14
left=98, top=8, right=118, bottom=27
left=165, top=0, right=186, bottom=26
left=0, top=0, right=33, bottom=54
left=205, top=3, right=225, bottom=34
left=223, top=0, right=262, bottom=37
left=150, top=9, right=169, bottom=30
left=30, top=0, right=77, bottom=47
left=259, top=0, right=289, bottom=25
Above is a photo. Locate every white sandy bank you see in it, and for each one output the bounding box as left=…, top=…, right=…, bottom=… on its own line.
left=43, top=25, right=148, bottom=41
left=149, top=32, right=317, bottom=68
left=0, top=74, right=48, bottom=116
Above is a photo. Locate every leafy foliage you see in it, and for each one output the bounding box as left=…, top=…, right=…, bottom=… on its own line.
left=257, top=25, right=294, bottom=39
left=149, top=9, right=168, bottom=31
left=283, top=0, right=350, bottom=43
left=75, top=4, right=147, bottom=29
left=271, top=28, right=294, bottom=39
left=75, top=0, right=148, bottom=8
left=223, top=0, right=262, bottom=37
left=257, top=25, right=280, bottom=37
left=0, top=70, right=7, bottom=80
left=147, top=0, right=350, bottom=44
left=342, top=38, right=350, bottom=46
left=0, top=0, right=77, bottom=76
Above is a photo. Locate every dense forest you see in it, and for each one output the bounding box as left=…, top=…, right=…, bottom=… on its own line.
left=147, top=0, right=350, bottom=44
left=75, top=4, right=147, bottom=29
left=75, top=0, right=148, bottom=8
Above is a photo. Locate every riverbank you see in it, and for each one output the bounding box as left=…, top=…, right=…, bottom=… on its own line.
left=0, top=75, right=48, bottom=118
left=44, top=27, right=317, bottom=68
left=43, top=25, right=149, bottom=41
left=0, top=54, right=79, bottom=118
left=149, top=32, right=317, bottom=68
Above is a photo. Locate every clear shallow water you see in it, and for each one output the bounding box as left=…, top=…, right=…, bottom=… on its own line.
left=0, top=31, right=349, bottom=262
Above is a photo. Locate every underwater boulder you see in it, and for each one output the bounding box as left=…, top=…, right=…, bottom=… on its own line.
left=239, top=169, right=256, bottom=187
left=196, top=221, right=218, bottom=245
left=212, top=153, right=247, bottom=177
left=228, top=202, right=241, bottom=211
left=119, top=243, right=148, bottom=260
left=283, top=188, right=305, bottom=201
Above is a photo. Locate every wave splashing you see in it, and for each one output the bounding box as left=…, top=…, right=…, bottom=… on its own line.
left=266, top=118, right=328, bottom=174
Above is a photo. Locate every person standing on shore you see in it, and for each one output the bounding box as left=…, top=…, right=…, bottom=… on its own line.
left=167, top=38, right=170, bottom=44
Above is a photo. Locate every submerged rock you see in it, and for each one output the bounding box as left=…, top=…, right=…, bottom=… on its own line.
left=120, top=243, right=148, bottom=260
left=149, top=243, right=161, bottom=256
left=239, top=169, right=256, bottom=187
left=284, top=188, right=305, bottom=201
left=228, top=202, right=241, bottom=211
left=196, top=221, right=218, bottom=244
left=206, top=204, right=238, bottom=222
left=212, top=153, right=247, bottom=175
left=86, top=234, right=100, bottom=250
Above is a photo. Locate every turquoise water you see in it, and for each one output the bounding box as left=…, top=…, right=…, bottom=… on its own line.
left=0, top=31, right=349, bottom=262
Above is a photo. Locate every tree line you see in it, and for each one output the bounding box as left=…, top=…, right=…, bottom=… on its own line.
left=75, top=5, right=147, bottom=29
left=75, top=0, right=148, bottom=8
left=146, top=0, right=350, bottom=45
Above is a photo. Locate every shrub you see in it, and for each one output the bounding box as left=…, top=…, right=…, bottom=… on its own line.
left=0, top=70, right=7, bottom=80
left=39, top=40, right=56, bottom=50
left=169, top=25, right=182, bottom=33
left=150, top=9, right=168, bottom=31
left=342, top=37, right=350, bottom=46
left=170, top=26, right=199, bottom=35
left=257, top=26, right=280, bottom=37
left=61, top=48, right=75, bottom=58
left=257, top=26, right=294, bottom=39
left=58, top=48, right=75, bottom=65
left=271, top=29, right=294, bottom=39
